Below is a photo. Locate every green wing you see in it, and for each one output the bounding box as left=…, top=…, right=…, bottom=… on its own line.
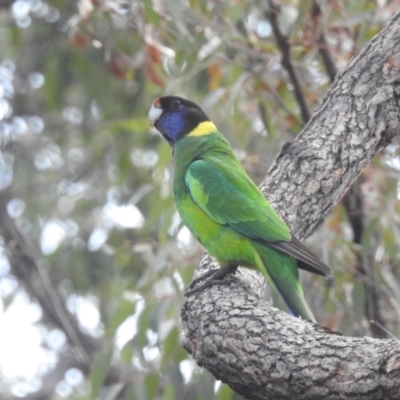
left=185, top=158, right=291, bottom=242
left=185, top=157, right=331, bottom=277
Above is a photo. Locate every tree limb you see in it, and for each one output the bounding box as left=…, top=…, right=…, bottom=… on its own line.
left=182, top=10, right=400, bottom=400
left=182, top=284, right=400, bottom=400
left=312, top=0, right=388, bottom=338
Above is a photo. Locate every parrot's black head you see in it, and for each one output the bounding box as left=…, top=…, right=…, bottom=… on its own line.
left=148, top=96, right=210, bottom=145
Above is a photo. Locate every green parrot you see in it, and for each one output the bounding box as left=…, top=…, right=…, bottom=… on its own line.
left=148, top=96, right=331, bottom=322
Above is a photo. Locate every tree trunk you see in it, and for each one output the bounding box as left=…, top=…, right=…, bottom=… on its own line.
left=181, top=10, right=400, bottom=400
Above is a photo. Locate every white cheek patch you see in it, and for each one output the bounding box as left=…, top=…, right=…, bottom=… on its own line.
left=148, top=105, right=163, bottom=127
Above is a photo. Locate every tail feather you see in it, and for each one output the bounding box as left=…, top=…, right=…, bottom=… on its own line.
left=270, top=277, right=316, bottom=323
left=253, top=245, right=316, bottom=323
left=264, top=236, right=331, bottom=277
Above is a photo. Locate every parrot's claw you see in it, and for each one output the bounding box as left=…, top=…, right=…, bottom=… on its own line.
left=184, top=265, right=238, bottom=296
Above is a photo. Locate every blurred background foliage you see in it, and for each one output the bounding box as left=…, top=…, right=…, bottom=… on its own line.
left=0, top=0, right=399, bottom=399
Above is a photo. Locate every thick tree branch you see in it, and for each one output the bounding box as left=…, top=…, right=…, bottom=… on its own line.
left=183, top=284, right=400, bottom=400
left=262, top=11, right=400, bottom=237
left=311, top=0, right=388, bottom=338
left=182, top=10, right=400, bottom=400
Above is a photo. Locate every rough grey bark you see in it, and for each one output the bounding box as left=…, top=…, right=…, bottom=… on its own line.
left=182, top=284, right=400, bottom=400
left=181, top=11, right=400, bottom=400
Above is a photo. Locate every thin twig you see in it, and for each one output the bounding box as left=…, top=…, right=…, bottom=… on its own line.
left=267, top=0, right=311, bottom=124
left=311, top=1, right=338, bottom=81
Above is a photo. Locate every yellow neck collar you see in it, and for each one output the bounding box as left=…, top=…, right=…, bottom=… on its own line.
left=187, top=121, right=217, bottom=137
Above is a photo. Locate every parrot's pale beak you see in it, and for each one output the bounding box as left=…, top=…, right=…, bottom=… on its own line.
left=148, top=100, right=162, bottom=127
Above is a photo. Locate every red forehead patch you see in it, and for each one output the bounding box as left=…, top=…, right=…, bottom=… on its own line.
left=153, top=99, right=161, bottom=107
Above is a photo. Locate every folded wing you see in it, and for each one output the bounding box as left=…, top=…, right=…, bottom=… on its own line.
left=185, top=157, right=331, bottom=277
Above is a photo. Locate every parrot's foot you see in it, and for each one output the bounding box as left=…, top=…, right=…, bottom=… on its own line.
left=184, top=265, right=238, bottom=296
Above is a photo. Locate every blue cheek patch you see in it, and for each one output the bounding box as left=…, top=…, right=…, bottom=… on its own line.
left=159, top=111, right=185, bottom=142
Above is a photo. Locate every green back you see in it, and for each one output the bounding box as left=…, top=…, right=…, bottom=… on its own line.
left=174, top=132, right=291, bottom=243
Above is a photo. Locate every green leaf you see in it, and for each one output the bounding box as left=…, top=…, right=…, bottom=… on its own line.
left=42, top=56, right=61, bottom=110
left=164, top=383, right=176, bottom=400
left=121, top=342, right=134, bottom=364
left=145, top=373, right=159, bottom=399
left=90, top=351, right=114, bottom=399
left=162, top=326, right=180, bottom=367
left=107, top=300, right=136, bottom=339
left=143, top=0, right=160, bottom=24
left=216, top=384, right=234, bottom=400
